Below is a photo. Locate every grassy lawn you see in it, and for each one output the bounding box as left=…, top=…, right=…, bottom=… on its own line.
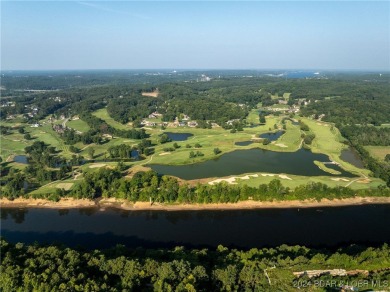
left=30, top=179, right=80, bottom=196
left=67, top=119, right=90, bottom=132
left=365, top=146, right=390, bottom=161
left=92, top=108, right=130, bottom=130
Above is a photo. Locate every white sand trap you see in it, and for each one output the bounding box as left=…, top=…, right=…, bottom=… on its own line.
left=159, top=152, right=171, bottom=156
left=208, top=174, right=258, bottom=185
left=275, top=143, right=288, bottom=148
left=89, top=163, right=106, bottom=168
left=316, top=123, right=329, bottom=127
left=55, top=183, right=74, bottom=190
left=331, top=178, right=350, bottom=182
left=261, top=173, right=275, bottom=177
left=143, top=127, right=153, bottom=130
left=279, top=175, right=292, bottom=180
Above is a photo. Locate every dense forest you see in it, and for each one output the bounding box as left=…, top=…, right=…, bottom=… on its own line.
left=1, top=238, right=389, bottom=291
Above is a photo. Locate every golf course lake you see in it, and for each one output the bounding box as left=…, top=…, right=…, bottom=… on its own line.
left=340, top=147, right=364, bottom=169
left=149, top=148, right=355, bottom=179
left=2, top=205, right=389, bottom=249
left=259, top=130, right=285, bottom=141
left=164, top=132, right=193, bottom=141
left=13, top=155, right=28, bottom=164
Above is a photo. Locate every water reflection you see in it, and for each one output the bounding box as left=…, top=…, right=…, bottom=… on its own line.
left=164, top=132, right=194, bottom=141
left=340, top=147, right=364, bottom=169
left=259, top=131, right=285, bottom=141
left=58, top=209, right=70, bottom=216
left=2, top=205, right=389, bottom=249
left=1, top=208, right=29, bottom=224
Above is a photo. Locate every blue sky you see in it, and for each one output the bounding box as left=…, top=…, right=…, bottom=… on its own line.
left=1, top=1, right=389, bottom=70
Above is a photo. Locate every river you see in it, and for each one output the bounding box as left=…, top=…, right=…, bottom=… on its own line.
left=1, top=205, right=389, bottom=249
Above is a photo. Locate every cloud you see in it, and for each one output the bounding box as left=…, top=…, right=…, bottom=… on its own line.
left=77, top=1, right=151, bottom=20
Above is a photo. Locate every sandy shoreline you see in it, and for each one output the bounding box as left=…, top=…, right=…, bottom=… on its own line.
left=1, top=196, right=390, bottom=211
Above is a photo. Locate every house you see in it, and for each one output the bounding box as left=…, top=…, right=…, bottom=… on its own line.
left=226, top=119, right=240, bottom=125
left=148, top=111, right=163, bottom=119
left=181, top=114, right=191, bottom=121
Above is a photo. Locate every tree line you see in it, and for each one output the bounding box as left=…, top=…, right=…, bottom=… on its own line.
left=1, top=238, right=389, bottom=291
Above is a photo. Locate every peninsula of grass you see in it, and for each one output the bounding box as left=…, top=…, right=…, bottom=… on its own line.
left=313, top=160, right=341, bottom=175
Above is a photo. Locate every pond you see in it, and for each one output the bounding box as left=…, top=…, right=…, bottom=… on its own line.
left=149, top=148, right=355, bottom=180
left=235, top=141, right=253, bottom=146
left=13, top=155, right=28, bottom=164
left=259, top=130, right=285, bottom=141
left=1, top=205, right=389, bottom=249
left=163, top=132, right=193, bottom=141
left=340, top=147, right=364, bottom=169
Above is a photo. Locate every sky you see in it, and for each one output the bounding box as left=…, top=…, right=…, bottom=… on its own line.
left=1, top=1, right=389, bottom=70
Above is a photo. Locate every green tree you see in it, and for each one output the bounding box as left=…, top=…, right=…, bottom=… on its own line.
left=88, top=147, right=95, bottom=159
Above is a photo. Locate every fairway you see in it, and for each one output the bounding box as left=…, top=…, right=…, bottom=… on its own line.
left=92, top=108, right=130, bottom=130
left=67, top=119, right=90, bottom=132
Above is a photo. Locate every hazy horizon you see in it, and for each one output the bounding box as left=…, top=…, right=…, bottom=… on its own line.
left=2, top=1, right=389, bottom=71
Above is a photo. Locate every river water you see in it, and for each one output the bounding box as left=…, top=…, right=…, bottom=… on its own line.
left=1, top=205, right=389, bottom=249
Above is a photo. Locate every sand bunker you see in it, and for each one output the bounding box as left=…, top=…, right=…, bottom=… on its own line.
left=356, top=179, right=370, bottom=184
left=275, top=143, right=288, bottom=148
left=331, top=178, right=350, bottom=182
left=159, top=152, right=171, bottom=156
left=89, top=163, right=106, bottom=168
left=279, top=174, right=292, bottom=180
left=261, top=173, right=275, bottom=177
left=208, top=174, right=258, bottom=185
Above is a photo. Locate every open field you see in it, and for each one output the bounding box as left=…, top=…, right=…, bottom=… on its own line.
left=365, top=146, right=390, bottom=161
left=141, top=90, right=159, bottom=97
